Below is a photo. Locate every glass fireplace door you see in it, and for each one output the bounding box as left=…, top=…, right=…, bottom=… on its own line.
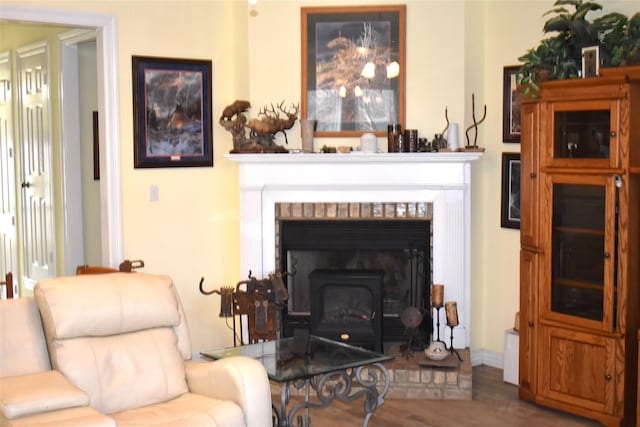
left=544, top=174, right=617, bottom=331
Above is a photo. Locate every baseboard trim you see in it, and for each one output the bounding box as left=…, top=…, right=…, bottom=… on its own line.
left=470, top=349, right=503, bottom=368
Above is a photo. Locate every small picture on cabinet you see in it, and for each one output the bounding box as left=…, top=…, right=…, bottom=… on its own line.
left=501, top=152, right=520, bottom=229
left=581, top=46, right=599, bottom=78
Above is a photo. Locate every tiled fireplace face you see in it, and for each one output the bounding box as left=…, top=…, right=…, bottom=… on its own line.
left=227, top=152, right=482, bottom=348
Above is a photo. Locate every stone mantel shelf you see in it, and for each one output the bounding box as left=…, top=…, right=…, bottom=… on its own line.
left=225, top=151, right=483, bottom=165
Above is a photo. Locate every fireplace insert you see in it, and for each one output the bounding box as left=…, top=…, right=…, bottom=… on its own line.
left=279, top=219, right=431, bottom=349
left=310, top=269, right=383, bottom=352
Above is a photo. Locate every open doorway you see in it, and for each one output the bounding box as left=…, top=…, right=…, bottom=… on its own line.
left=0, top=4, right=123, bottom=291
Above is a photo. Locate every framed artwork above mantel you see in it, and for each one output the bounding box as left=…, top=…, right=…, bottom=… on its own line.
left=301, top=5, right=406, bottom=138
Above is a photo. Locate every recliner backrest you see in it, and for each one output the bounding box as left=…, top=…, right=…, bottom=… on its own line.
left=0, top=297, right=51, bottom=377
left=34, top=273, right=192, bottom=414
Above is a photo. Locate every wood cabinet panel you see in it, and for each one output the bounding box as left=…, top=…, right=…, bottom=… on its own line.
left=519, top=249, right=538, bottom=400
left=520, top=103, right=539, bottom=248
left=538, top=326, right=615, bottom=414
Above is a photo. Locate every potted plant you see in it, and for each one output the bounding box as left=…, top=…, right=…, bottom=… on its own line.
left=517, top=1, right=640, bottom=96
left=595, top=12, right=640, bottom=66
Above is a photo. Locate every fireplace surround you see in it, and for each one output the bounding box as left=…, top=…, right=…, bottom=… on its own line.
left=227, top=152, right=482, bottom=348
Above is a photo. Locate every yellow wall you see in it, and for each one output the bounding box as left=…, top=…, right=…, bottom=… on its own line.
left=3, top=0, right=638, bottom=357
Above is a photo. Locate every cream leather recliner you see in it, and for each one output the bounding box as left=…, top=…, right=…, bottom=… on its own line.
left=0, top=273, right=272, bottom=426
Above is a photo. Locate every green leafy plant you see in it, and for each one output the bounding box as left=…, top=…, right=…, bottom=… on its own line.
left=517, top=1, right=640, bottom=97
left=596, top=12, right=640, bottom=66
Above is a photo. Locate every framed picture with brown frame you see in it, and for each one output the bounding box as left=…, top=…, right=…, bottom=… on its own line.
left=132, top=55, right=213, bottom=168
left=301, top=5, right=406, bottom=137
left=501, top=152, right=521, bottom=229
left=502, top=65, right=521, bottom=143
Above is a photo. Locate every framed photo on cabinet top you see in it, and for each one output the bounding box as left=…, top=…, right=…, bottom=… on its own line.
left=132, top=55, right=213, bottom=168
left=301, top=5, right=406, bottom=137
left=502, top=65, right=521, bottom=143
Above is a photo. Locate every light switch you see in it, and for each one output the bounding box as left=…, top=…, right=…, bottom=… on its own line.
left=149, top=185, right=159, bottom=202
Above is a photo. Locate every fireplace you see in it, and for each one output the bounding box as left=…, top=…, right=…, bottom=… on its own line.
left=310, top=269, right=384, bottom=352
left=278, top=218, right=431, bottom=349
left=227, top=152, right=483, bottom=349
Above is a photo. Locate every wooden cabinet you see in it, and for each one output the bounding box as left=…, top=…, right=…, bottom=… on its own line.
left=519, top=68, right=640, bottom=427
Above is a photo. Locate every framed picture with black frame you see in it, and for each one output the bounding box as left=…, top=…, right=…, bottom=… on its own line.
left=301, top=5, right=406, bottom=137
left=501, top=152, right=521, bottom=229
left=502, top=65, right=521, bottom=143
left=132, top=55, right=213, bottom=168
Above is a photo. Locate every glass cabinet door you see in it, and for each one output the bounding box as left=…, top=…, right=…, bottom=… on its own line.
left=546, top=175, right=616, bottom=330
left=547, top=100, right=618, bottom=168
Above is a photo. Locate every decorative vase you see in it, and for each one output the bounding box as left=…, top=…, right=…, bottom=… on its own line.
left=447, top=123, right=460, bottom=151
left=300, top=119, right=316, bottom=153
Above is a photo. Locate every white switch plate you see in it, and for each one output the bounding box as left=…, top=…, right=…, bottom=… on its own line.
left=149, top=185, right=159, bottom=202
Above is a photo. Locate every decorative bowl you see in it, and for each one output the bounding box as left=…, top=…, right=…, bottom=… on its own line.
left=424, top=341, right=448, bottom=361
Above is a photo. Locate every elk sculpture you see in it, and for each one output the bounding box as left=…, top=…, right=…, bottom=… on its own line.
left=219, top=99, right=299, bottom=153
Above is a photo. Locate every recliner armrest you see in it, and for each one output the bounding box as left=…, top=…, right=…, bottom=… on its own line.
left=185, top=356, right=272, bottom=427
left=0, top=371, right=89, bottom=420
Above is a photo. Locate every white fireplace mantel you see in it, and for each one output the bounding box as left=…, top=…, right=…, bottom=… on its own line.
left=227, top=152, right=483, bottom=348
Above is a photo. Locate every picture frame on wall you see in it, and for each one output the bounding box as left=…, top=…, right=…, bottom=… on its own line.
left=502, top=65, right=521, bottom=143
left=501, top=152, right=521, bottom=229
left=301, top=5, right=406, bottom=137
left=132, top=55, right=213, bottom=168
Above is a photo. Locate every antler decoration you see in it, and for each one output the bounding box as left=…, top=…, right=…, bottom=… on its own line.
left=441, top=106, right=449, bottom=136
left=465, top=93, right=487, bottom=148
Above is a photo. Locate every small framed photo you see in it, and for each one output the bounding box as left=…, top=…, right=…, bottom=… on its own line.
left=132, top=56, right=213, bottom=168
left=502, top=66, right=521, bottom=143
left=582, top=46, right=599, bottom=78
left=501, top=152, right=521, bottom=229
left=301, top=5, right=406, bottom=137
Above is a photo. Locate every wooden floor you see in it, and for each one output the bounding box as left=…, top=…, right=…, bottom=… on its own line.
left=276, top=365, right=601, bottom=427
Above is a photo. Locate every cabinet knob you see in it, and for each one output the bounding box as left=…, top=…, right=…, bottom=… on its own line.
left=21, top=182, right=31, bottom=188
left=529, top=172, right=537, bottom=179
left=528, top=321, right=534, bottom=327
left=604, top=252, right=611, bottom=258
left=605, top=374, right=612, bottom=381
left=610, top=131, right=616, bottom=138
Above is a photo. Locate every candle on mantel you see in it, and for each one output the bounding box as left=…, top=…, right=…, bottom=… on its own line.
left=445, top=301, right=459, bottom=326
left=431, top=284, right=444, bottom=308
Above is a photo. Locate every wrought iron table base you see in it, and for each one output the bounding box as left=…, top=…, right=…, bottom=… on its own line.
left=273, top=362, right=390, bottom=427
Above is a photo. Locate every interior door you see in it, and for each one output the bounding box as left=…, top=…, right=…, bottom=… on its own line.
left=16, top=41, right=56, bottom=287
left=0, top=50, right=18, bottom=291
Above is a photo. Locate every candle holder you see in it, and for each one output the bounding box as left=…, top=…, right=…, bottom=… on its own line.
left=446, top=324, right=463, bottom=362
left=432, top=305, right=444, bottom=343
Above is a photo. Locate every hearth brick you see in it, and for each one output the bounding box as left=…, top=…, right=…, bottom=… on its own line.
left=268, top=348, right=471, bottom=402
left=349, top=203, right=360, bottom=218
left=338, top=203, right=349, bottom=217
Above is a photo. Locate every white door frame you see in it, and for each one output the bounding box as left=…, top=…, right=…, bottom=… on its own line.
left=0, top=4, right=123, bottom=269
left=59, top=29, right=96, bottom=275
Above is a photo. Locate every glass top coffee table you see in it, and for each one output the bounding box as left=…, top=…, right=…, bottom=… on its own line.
left=202, top=335, right=393, bottom=427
